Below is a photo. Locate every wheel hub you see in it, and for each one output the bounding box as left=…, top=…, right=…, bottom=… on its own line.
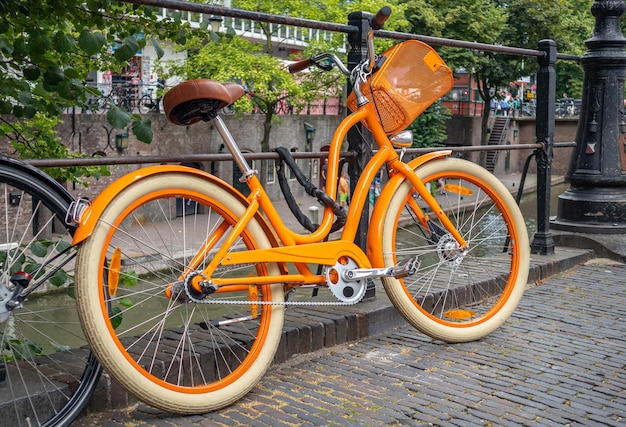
left=437, top=234, right=465, bottom=267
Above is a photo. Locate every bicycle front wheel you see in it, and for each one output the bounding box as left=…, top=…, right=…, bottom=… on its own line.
left=380, top=158, right=529, bottom=342
left=138, top=94, right=152, bottom=114
left=75, top=172, right=285, bottom=414
left=0, top=157, right=101, bottom=427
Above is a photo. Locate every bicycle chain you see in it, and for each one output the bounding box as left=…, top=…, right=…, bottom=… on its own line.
left=188, top=297, right=359, bottom=307
left=181, top=269, right=361, bottom=307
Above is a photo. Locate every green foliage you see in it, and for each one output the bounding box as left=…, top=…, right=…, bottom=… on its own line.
left=0, top=0, right=186, bottom=181
left=107, top=269, right=138, bottom=329
left=400, top=0, right=594, bottom=143
left=110, top=306, right=123, bottom=330
left=0, top=239, right=73, bottom=289
left=409, top=100, right=452, bottom=148
left=0, top=114, right=110, bottom=184
left=0, top=333, right=43, bottom=362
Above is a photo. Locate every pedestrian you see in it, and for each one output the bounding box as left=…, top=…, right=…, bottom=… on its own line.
left=500, top=98, right=509, bottom=117
left=338, top=171, right=349, bottom=207
left=321, top=158, right=328, bottom=190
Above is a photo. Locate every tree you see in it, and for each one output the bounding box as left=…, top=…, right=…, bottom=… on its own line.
left=0, top=0, right=186, bottom=182
left=169, top=0, right=359, bottom=185
left=401, top=0, right=508, bottom=146
left=409, top=100, right=452, bottom=148
left=400, top=0, right=593, bottom=146
left=170, top=34, right=330, bottom=185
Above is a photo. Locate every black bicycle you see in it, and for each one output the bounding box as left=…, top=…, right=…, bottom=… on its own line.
left=138, top=80, right=165, bottom=114
left=0, top=155, right=101, bottom=426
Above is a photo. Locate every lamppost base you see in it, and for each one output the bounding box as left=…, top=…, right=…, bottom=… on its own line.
left=552, top=186, right=626, bottom=234
left=551, top=217, right=626, bottom=234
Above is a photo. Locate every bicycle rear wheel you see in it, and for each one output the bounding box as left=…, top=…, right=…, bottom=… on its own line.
left=380, top=158, right=529, bottom=342
left=0, top=156, right=101, bottom=427
left=75, top=172, right=284, bottom=414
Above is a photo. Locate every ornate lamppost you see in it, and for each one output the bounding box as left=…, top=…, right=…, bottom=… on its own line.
left=552, top=0, right=626, bottom=233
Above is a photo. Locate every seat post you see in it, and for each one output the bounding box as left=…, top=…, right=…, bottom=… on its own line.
left=213, top=115, right=257, bottom=182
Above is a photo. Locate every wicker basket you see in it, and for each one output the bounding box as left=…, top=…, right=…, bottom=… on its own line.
left=347, top=40, right=453, bottom=134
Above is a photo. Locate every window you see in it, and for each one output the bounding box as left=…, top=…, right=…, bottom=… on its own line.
left=267, top=159, right=275, bottom=183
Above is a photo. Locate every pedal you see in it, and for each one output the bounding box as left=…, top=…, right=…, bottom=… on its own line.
left=391, top=257, right=421, bottom=278
left=341, top=257, right=420, bottom=281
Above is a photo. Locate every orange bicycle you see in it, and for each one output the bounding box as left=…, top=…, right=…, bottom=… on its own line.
left=70, top=7, right=529, bottom=414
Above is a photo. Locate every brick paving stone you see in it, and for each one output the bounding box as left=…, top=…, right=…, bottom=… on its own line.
left=588, top=413, right=625, bottom=427
left=73, top=251, right=626, bottom=427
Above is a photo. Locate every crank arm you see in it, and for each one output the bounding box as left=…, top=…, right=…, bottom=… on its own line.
left=341, top=257, right=420, bottom=281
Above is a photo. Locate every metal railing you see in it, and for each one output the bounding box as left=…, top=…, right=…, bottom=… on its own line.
left=60, top=0, right=579, bottom=257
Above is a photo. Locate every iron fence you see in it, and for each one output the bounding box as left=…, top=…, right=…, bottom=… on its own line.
left=52, top=0, right=581, bottom=257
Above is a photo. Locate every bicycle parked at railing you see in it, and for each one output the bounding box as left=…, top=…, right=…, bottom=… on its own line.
left=138, top=79, right=166, bottom=114
left=82, top=82, right=138, bottom=114
left=0, top=155, right=101, bottom=426
left=70, top=7, right=529, bottom=414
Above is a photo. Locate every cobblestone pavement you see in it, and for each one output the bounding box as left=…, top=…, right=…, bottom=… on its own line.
left=72, top=256, right=626, bottom=427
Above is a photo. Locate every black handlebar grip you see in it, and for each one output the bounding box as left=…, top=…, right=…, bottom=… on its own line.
left=370, top=6, right=392, bottom=31
left=288, top=58, right=313, bottom=73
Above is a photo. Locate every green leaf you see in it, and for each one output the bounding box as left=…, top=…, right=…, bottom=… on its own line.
left=31, top=241, right=48, bottom=257
left=49, top=269, right=68, bottom=287
left=23, top=105, right=37, bottom=119
left=210, top=31, right=221, bottom=42
left=53, top=31, right=76, bottom=53
left=0, top=101, right=11, bottom=114
left=86, top=0, right=106, bottom=12
left=149, top=37, right=164, bottom=59
left=17, top=91, right=33, bottom=104
left=110, top=306, right=123, bottom=329
left=176, top=29, right=187, bottom=45
left=67, top=282, right=75, bottom=299
left=118, top=297, right=134, bottom=308
left=121, top=270, right=138, bottom=287
left=106, top=106, right=131, bottom=128
left=78, top=29, right=106, bottom=56
left=53, top=239, right=72, bottom=253
left=10, top=338, right=42, bottom=360
left=64, top=68, right=81, bottom=80
left=51, top=342, right=71, bottom=352
left=12, top=106, right=23, bottom=118
left=25, top=263, right=45, bottom=279
left=13, top=37, right=27, bottom=58
left=131, top=117, right=153, bottom=143
left=23, top=67, right=40, bottom=81
left=43, top=66, right=64, bottom=86
left=30, top=29, right=52, bottom=54
left=114, top=36, right=140, bottom=62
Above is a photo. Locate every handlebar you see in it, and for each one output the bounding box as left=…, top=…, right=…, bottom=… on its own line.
left=288, top=52, right=351, bottom=75
left=370, top=6, right=391, bottom=31
left=288, top=58, right=313, bottom=74
left=288, top=6, right=391, bottom=77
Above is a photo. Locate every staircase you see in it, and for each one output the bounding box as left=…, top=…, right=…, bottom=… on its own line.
left=485, top=116, right=509, bottom=172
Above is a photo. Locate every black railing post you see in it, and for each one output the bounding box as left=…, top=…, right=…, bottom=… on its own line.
left=531, top=39, right=557, bottom=255
left=346, top=11, right=375, bottom=297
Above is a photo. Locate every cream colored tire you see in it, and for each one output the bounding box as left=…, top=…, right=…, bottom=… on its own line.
left=75, top=173, right=284, bottom=414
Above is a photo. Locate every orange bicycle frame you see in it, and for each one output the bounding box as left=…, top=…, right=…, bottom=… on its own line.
left=190, top=100, right=466, bottom=289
